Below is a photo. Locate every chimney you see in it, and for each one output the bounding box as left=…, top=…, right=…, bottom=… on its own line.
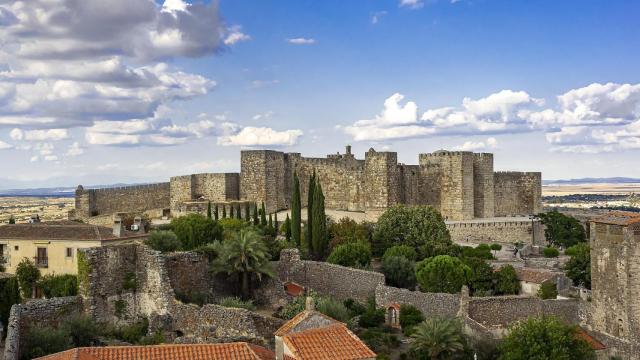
left=113, top=216, right=124, bottom=237
left=305, top=296, right=315, bottom=311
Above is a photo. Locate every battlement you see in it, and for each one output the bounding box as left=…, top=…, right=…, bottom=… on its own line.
left=85, top=182, right=169, bottom=193
left=420, top=150, right=474, bottom=158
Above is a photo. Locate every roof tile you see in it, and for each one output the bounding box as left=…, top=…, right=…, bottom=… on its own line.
left=283, top=324, right=376, bottom=360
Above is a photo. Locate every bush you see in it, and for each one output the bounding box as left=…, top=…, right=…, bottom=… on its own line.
left=344, top=298, right=367, bottom=317
left=21, top=326, right=72, bottom=359
left=490, top=244, right=502, bottom=252
left=171, top=214, right=222, bottom=250
left=381, top=256, right=417, bottom=289
left=372, top=205, right=451, bottom=257
left=61, top=315, right=100, bottom=346
left=464, top=257, right=496, bottom=296
left=193, top=243, right=219, bottom=261
left=461, top=245, right=494, bottom=260
left=564, top=243, right=591, bottom=289
left=119, top=318, right=150, bottom=344
left=219, top=218, right=247, bottom=236
left=144, top=230, right=181, bottom=252
left=15, top=257, right=40, bottom=298
left=279, top=292, right=322, bottom=319
left=399, top=304, right=425, bottom=335
left=416, top=255, right=471, bottom=294
left=537, top=281, right=558, bottom=300
left=358, top=298, right=385, bottom=328
left=327, top=242, right=372, bottom=268
left=316, top=297, right=352, bottom=322
left=38, top=274, right=78, bottom=298
left=495, top=265, right=520, bottom=295
left=382, top=245, right=418, bottom=262
left=0, top=277, right=20, bottom=332
left=543, top=247, right=560, bottom=258
left=329, top=217, right=371, bottom=249
left=499, top=316, right=595, bottom=360
left=219, top=296, right=256, bottom=311
left=176, top=291, right=208, bottom=306
left=359, top=327, right=400, bottom=355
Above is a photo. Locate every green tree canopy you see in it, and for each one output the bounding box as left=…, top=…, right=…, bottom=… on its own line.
left=170, top=214, right=222, bottom=250
left=410, top=317, right=467, bottom=360
left=381, top=255, right=417, bottom=289
left=399, top=304, right=425, bottom=335
left=144, top=230, right=181, bottom=252
left=495, top=265, right=520, bottom=295
left=564, top=243, right=591, bottom=289
left=328, top=217, right=371, bottom=249
left=310, top=182, right=328, bottom=259
left=382, top=245, right=418, bottom=262
left=16, top=258, right=40, bottom=298
left=372, top=205, right=451, bottom=257
left=327, top=242, right=371, bottom=268
left=464, top=257, right=496, bottom=296
left=498, top=316, right=595, bottom=360
left=416, top=255, right=471, bottom=294
left=291, top=172, right=302, bottom=246
left=536, top=210, right=586, bottom=248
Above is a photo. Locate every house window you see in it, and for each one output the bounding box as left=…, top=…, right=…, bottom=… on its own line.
left=35, top=247, right=48, bottom=268
left=14, top=245, right=19, bottom=251
left=66, top=247, right=73, bottom=258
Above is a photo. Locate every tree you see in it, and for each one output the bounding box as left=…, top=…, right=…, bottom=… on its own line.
left=0, top=276, right=20, bottom=331
left=311, top=182, right=328, bottom=259
left=410, top=317, right=467, bottom=360
left=245, top=203, right=251, bottom=223
left=9, top=215, right=15, bottom=224
left=536, top=210, right=586, bottom=248
left=383, top=245, right=418, bottom=262
left=145, top=230, right=181, bottom=252
left=490, top=243, right=502, bottom=256
left=38, top=274, right=78, bottom=298
left=399, top=304, right=425, bottom=335
left=329, top=217, right=370, bottom=249
left=564, top=243, right=591, bottom=289
left=211, top=228, right=275, bottom=298
left=381, top=256, right=417, bottom=289
left=372, top=205, right=451, bottom=257
left=207, top=201, right=212, bottom=219
left=327, top=242, right=371, bottom=268
left=230, top=205, right=234, bottom=219
left=253, top=203, right=259, bottom=225
left=222, top=205, right=227, bottom=219
left=171, top=214, right=222, bottom=250
left=268, top=213, right=273, bottom=229
left=260, top=201, right=267, bottom=226
left=464, top=257, right=496, bottom=296
left=291, top=172, right=302, bottom=246
left=214, top=204, right=219, bottom=221
left=274, top=213, right=279, bottom=233
left=16, top=258, right=41, bottom=298
left=537, top=281, right=558, bottom=299
left=284, top=214, right=292, bottom=241
left=499, top=316, right=595, bottom=360
left=306, top=171, right=317, bottom=253
left=495, top=265, right=520, bottom=295
left=416, top=255, right=470, bottom=294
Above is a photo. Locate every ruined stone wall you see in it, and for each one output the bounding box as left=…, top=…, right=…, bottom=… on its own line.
left=590, top=221, right=640, bottom=344
left=75, top=183, right=170, bottom=218
left=494, top=172, right=542, bottom=216
left=473, top=153, right=495, bottom=218
left=375, top=285, right=460, bottom=319
left=447, top=219, right=545, bottom=245
left=3, top=296, right=83, bottom=360
left=419, top=152, right=475, bottom=221
left=467, top=296, right=579, bottom=328
left=164, top=252, right=236, bottom=302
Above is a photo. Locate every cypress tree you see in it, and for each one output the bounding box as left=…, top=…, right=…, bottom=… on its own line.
left=236, top=205, right=241, bottom=219
left=285, top=214, right=292, bottom=241
left=274, top=213, right=279, bottom=234
left=291, top=172, right=302, bottom=246
left=305, top=171, right=316, bottom=254
left=311, top=183, right=327, bottom=260
left=8, top=216, right=15, bottom=224
left=207, top=201, right=212, bottom=219
left=253, top=203, right=259, bottom=225
left=260, top=201, right=267, bottom=226
left=245, top=203, right=251, bottom=222
left=222, top=205, right=227, bottom=219
left=230, top=205, right=234, bottom=219
left=268, top=214, right=273, bottom=229
left=214, top=205, right=219, bottom=221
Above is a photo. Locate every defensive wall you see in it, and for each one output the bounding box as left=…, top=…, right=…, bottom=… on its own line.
left=494, top=172, right=542, bottom=216
left=73, top=183, right=170, bottom=219
left=446, top=217, right=546, bottom=245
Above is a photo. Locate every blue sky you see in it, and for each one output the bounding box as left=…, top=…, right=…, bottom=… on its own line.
left=0, top=0, right=639, bottom=188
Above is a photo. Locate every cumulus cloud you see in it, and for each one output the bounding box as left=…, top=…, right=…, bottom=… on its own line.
left=454, top=137, right=498, bottom=151
left=399, top=0, right=424, bottom=9
left=287, top=38, right=316, bottom=45
left=9, top=128, right=69, bottom=141
left=224, top=25, right=251, bottom=45
left=371, top=11, right=388, bottom=24
left=65, top=142, right=84, bottom=156
left=218, top=127, right=303, bottom=147
left=0, top=140, right=13, bottom=150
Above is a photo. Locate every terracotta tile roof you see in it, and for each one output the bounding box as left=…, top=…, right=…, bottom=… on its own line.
left=284, top=282, right=305, bottom=297
left=0, top=222, right=145, bottom=241
left=282, top=323, right=376, bottom=360
left=274, top=310, right=340, bottom=337
left=516, top=267, right=558, bottom=284
left=591, top=211, right=640, bottom=226
left=576, top=328, right=606, bottom=350
left=35, top=343, right=275, bottom=360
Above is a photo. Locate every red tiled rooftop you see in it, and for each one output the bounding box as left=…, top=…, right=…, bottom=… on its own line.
left=591, top=211, right=640, bottom=226
left=35, top=343, right=275, bottom=360
left=516, top=267, right=558, bottom=284
left=576, top=328, right=606, bottom=351
left=284, top=282, right=305, bottom=297
left=274, top=310, right=339, bottom=337
left=0, top=221, right=145, bottom=241
left=283, top=323, right=376, bottom=360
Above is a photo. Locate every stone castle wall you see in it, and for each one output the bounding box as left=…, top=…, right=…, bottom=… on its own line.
left=494, top=172, right=542, bottom=216
left=170, top=173, right=240, bottom=213
left=473, top=153, right=495, bottom=218
left=467, top=296, right=580, bottom=328
left=74, top=183, right=170, bottom=218
left=447, top=219, right=545, bottom=245
left=375, top=284, right=461, bottom=319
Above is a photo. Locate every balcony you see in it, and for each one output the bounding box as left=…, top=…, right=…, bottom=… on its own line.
left=34, top=257, right=48, bottom=268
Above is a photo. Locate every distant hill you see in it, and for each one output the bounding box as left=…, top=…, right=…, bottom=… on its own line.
left=543, top=177, right=640, bottom=185
left=0, top=183, right=149, bottom=197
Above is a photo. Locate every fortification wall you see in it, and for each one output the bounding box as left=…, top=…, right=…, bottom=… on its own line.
left=74, top=183, right=170, bottom=218
left=170, top=173, right=240, bottom=212
left=467, top=296, right=579, bottom=328
left=400, top=165, right=425, bottom=206
left=494, top=172, right=542, bottom=216
left=3, top=296, right=83, bottom=360
left=164, top=252, right=236, bottom=302
left=241, top=150, right=287, bottom=213
left=419, top=152, right=474, bottom=220
left=447, top=219, right=545, bottom=245
left=473, top=153, right=495, bottom=218
left=364, top=150, right=401, bottom=215
left=375, top=285, right=460, bottom=318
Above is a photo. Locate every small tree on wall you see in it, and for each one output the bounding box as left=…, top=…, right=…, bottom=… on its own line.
left=9, top=215, right=15, bottom=224
left=291, top=171, right=302, bottom=246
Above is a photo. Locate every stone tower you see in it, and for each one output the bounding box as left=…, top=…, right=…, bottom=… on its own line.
left=364, top=149, right=400, bottom=217
left=473, top=153, right=495, bottom=218
left=240, top=150, right=287, bottom=213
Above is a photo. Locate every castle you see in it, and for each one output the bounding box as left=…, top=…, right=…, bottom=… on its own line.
left=73, top=146, right=542, bottom=222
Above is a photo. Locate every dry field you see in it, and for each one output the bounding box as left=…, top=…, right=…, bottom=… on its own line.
left=0, top=196, right=74, bottom=224
left=543, top=183, right=640, bottom=196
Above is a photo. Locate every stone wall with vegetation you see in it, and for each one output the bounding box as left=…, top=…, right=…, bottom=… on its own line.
left=3, top=296, right=83, bottom=360
left=375, top=284, right=461, bottom=318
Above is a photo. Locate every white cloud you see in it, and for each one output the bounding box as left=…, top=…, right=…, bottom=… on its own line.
left=287, top=38, right=316, bottom=45
left=85, top=132, right=141, bottom=146
left=65, top=142, right=84, bottom=156
left=399, top=0, right=424, bottom=9
left=371, top=11, right=388, bottom=24
left=218, top=127, right=303, bottom=147
left=0, top=140, right=12, bottom=150
left=454, top=137, right=498, bottom=151
left=9, top=128, right=69, bottom=141
left=250, top=79, right=280, bottom=89
left=224, top=25, right=251, bottom=45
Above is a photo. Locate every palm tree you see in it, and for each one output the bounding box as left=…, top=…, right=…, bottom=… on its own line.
left=211, top=228, right=275, bottom=298
left=410, top=317, right=466, bottom=360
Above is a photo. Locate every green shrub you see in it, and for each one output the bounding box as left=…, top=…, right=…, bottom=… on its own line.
left=543, top=247, right=560, bottom=258
left=564, top=243, right=591, bottom=289
left=327, top=242, right=372, bottom=268
left=155, top=223, right=174, bottom=231
left=358, top=298, right=385, bottom=328
left=219, top=218, right=247, bottom=234
left=38, top=274, right=78, bottom=298
left=193, top=243, right=219, bottom=261
left=61, top=315, right=100, bottom=346
left=476, top=244, right=491, bottom=251
left=21, top=326, right=72, bottom=360
left=279, top=292, right=322, bottom=319
left=328, top=217, right=371, bottom=249
left=461, top=246, right=494, bottom=260
left=382, top=245, right=418, bottom=262
left=317, top=297, right=352, bottom=322
left=0, top=276, right=20, bottom=331
left=139, top=331, right=165, bottom=345
left=171, top=214, right=223, bottom=250
left=536, top=210, right=586, bottom=248
left=120, top=318, right=150, bottom=344
left=16, top=257, right=40, bottom=298
left=399, top=304, right=425, bottom=335
left=381, top=256, right=416, bottom=289
left=495, top=265, right=520, bottom=295
left=359, top=327, right=400, bottom=355
left=219, top=296, right=256, bottom=310
left=537, top=281, right=558, bottom=300
left=344, top=298, right=367, bottom=317
left=114, top=299, right=128, bottom=318
left=490, top=243, right=502, bottom=252
left=416, top=255, right=471, bottom=294
left=144, top=230, right=180, bottom=252
left=464, top=257, right=496, bottom=296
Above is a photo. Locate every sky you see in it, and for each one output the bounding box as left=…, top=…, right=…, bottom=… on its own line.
left=0, top=0, right=639, bottom=189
